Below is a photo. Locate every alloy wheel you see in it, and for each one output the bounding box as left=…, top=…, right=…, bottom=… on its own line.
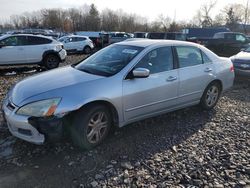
left=205, top=85, right=219, bottom=107
left=86, top=111, right=108, bottom=144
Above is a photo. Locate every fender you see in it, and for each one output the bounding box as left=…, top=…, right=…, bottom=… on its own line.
left=42, top=50, right=61, bottom=60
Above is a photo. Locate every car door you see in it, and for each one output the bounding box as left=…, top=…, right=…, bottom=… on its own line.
left=123, top=46, right=179, bottom=121
left=224, top=33, right=240, bottom=56
left=175, top=46, right=215, bottom=105
left=25, top=36, right=52, bottom=63
left=63, top=37, right=75, bottom=51
left=75, top=37, right=86, bottom=51
left=0, top=35, right=28, bottom=65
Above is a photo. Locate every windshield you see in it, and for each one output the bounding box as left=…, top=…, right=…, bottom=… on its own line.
left=58, top=37, right=65, bottom=42
left=244, top=47, right=250, bottom=52
left=75, top=44, right=144, bottom=76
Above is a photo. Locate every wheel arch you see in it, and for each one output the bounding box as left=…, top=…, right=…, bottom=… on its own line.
left=69, top=100, right=119, bottom=128
left=208, top=79, right=223, bottom=91
left=42, top=50, right=60, bottom=61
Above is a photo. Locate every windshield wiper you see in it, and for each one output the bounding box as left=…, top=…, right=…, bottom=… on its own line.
left=79, top=67, right=94, bottom=74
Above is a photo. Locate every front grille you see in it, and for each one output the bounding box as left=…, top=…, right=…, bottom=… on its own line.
left=7, top=102, right=15, bottom=111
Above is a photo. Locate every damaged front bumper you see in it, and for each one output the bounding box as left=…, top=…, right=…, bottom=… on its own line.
left=2, top=98, right=65, bottom=144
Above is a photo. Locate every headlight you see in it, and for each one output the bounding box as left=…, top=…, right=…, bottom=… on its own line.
left=55, top=45, right=62, bottom=51
left=16, top=98, right=61, bottom=117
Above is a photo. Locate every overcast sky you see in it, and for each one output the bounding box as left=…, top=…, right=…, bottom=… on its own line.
left=0, top=0, right=248, bottom=23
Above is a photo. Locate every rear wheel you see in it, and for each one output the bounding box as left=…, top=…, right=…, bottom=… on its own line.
left=83, top=46, right=91, bottom=54
left=43, top=54, right=60, bottom=69
left=71, top=104, right=112, bottom=150
left=200, top=82, right=221, bottom=110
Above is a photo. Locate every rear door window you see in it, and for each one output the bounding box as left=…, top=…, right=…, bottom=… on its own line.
left=76, top=37, right=86, bottom=41
left=236, top=34, right=246, bottom=42
left=27, top=36, right=52, bottom=45
left=201, top=51, right=212, bottom=63
left=175, top=46, right=203, bottom=68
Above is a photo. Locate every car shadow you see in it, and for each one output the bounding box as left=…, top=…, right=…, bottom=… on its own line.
left=0, top=66, right=44, bottom=76
left=224, top=76, right=250, bottom=103
left=0, top=104, right=217, bottom=187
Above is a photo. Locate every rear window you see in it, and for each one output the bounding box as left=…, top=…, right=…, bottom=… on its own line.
left=76, top=37, right=86, bottom=41
left=148, top=33, right=166, bottom=39
left=27, top=36, right=52, bottom=45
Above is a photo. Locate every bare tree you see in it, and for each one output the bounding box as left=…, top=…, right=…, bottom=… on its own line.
left=244, top=0, right=249, bottom=33
left=194, top=0, right=217, bottom=27
left=157, top=14, right=171, bottom=32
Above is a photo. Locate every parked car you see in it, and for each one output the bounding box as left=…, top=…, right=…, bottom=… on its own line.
left=2, top=40, right=234, bottom=149
left=183, top=27, right=230, bottom=40
left=75, top=31, right=109, bottom=48
left=58, top=35, right=94, bottom=54
left=134, top=32, right=147, bottom=38
left=0, top=34, right=66, bottom=69
left=22, top=28, right=59, bottom=38
left=202, top=32, right=250, bottom=57
left=230, top=47, right=250, bottom=77
left=109, top=32, right=132, bottom=44
left=147, top=32, right=186, bottom=41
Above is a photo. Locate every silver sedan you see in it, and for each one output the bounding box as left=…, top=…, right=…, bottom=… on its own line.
left=2, top=40, right=235, bottom=149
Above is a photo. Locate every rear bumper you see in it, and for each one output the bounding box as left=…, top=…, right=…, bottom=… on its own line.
left=235, top=68, right=250, bottom=77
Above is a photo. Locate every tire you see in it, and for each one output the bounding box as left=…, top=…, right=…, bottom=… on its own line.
left=200, top=82, right=221, bottom=110
left=71, top=104, right=112, bottom=150
left=83, top=46, right=91, bottom=54
left=43, top=54, right=60, bottom=69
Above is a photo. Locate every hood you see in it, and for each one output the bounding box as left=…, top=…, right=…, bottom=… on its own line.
left=11, top=66, right=103, bottom=105
left=233, top=51, right=250, bottom=61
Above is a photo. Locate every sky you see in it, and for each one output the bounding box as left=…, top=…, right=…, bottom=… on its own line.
left=0, top=0, right=248, bottom=23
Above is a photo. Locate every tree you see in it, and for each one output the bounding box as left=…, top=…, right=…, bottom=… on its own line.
left=194, top=0, right=217, bottom=27
left=157, top=14, right=171, bottom=32
left=243, top=0, right=249, bottom=33
left=225, top=7, right=241, bottom=30
left=85, top=4, right=100, bottom=31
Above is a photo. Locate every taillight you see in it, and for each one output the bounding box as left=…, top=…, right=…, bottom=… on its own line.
left=230, top=65, right=234, bottom=72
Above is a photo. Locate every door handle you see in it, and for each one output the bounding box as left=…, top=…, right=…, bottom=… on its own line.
left=204, top=68, right=213, bottom=72
left=166, top=76, right=177, bottom=82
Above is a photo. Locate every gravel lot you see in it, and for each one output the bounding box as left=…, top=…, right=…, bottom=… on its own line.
left=0, top=55, right=249, bottom=188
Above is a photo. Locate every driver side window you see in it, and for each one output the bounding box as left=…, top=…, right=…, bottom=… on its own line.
left=1, top=36, right=18, bottom=46
left=135, top=47, right=174, bottom=74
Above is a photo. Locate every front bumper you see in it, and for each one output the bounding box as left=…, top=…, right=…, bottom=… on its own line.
left=59, top=49, right=67, bottom=61
left=2, top=98, right=64, bottom=144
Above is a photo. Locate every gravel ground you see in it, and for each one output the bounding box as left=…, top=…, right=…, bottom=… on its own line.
left=0, top=55, right=249, bottom=188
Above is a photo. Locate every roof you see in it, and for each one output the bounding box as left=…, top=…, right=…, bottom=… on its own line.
left=117, top=39, right=201, bottom=48
left=59, top=35, right=89, bottom=38
left=5, top=33, right=54, bottom=39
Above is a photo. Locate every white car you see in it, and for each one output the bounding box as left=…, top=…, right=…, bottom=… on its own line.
left=58, top=35, right=94, bottom=54
left=0, top=34, right=67, bottom=69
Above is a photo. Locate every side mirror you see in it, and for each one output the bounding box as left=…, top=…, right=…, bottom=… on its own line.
left=132, top=68, right=150, bottom=78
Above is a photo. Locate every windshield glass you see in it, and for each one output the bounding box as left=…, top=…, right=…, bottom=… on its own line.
left=58, top=37, right=65, bottom=42
left=75, top=44, right=144, bottom=76
left=244, top=47, right=250, bottom=52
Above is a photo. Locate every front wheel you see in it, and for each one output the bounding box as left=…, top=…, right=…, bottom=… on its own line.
left=200, top=82, right=221, bottom=110
left=71, top=105, right=112, bottom=150
left=43, top=54, right=60, bottom=69
left=83, top=46, right=91, bottom=54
